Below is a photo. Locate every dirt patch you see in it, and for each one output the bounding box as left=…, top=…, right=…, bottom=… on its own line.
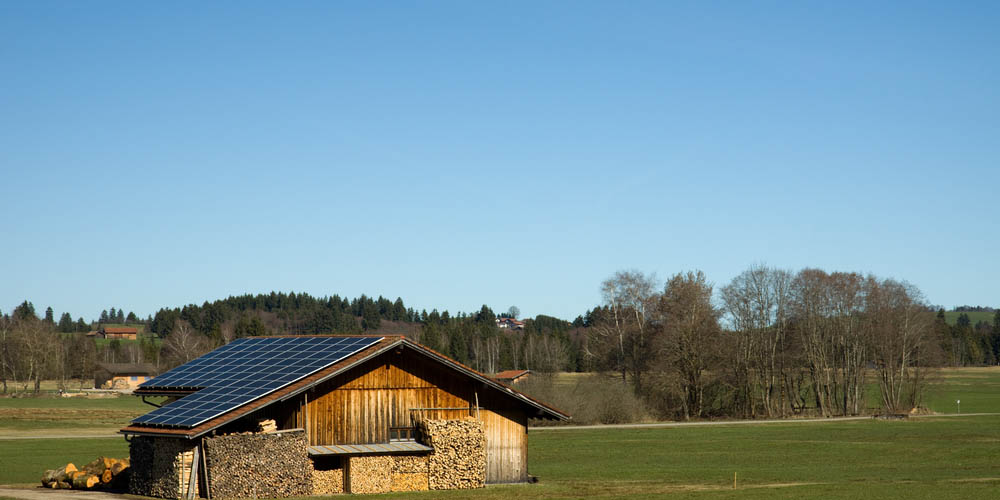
left=0, top=409, right=140, bottom=425
left=0, top=487, right=130, bottom=500
left=0, top=429, right=120, bottom=440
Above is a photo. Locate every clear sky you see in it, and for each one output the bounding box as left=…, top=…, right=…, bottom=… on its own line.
left=2, top=1, right=998, bottom=322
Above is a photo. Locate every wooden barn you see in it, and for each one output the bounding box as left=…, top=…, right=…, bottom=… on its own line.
left=121, top=335, right=568, bottom=498
left=100, top=326, right=139, bottom=340
left=95, top=362, right=157, bottom=390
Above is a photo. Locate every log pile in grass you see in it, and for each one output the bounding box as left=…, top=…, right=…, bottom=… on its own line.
left=418, top=417, right=486, bottom=490
left=41, top=457, right=130, bottom=491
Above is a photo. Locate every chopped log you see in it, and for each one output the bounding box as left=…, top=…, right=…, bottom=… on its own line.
left=42, top=463, right=77, bottom=486
left=72, top=473, right=100, bottom=490
left=257, top=419, right=277, bottom=433
left=55, top=481, right=72, bottom=489
left=111, top=460, right=128, bottom=476
left=83, top=456, right=116, bottom=476
left=101, top=469, right=113, bottom=484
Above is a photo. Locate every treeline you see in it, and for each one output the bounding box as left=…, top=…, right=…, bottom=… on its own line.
left=570, top=265, right=1000, bottom=422
left=145, top=293, right=582, bottom=375
left=4, top=278, right=998, bottom=423
left=0, top=293, right=585, bottom=393
left=946, top=310, right=1000, bottom=366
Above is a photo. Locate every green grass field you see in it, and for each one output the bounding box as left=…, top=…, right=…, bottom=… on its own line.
left=2, top=371, right=999, bottom=499
left=943, top=310, right=996, bottom=326
left=0, top=438, right=129, bottom=486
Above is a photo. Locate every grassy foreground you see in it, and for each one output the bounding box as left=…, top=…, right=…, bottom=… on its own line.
left=2, top=370, right=1000, bottom=499
left=7, top=417, right=994, bottom=499
left=369, top=415, right=1000, bottom=500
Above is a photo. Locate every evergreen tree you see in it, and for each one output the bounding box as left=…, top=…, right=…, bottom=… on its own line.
left=109, top=307, right=117, bottom=322
left=234, top=315, right=269, bottom=337
left=476, top=305, right=495, bottom=324
left=13, top=300, right=36, bottom=321
left=126, top=311, right=137, bottom=323
left=44, top=306, right=54, bottom=324
left=76, top=317, right=89, bottom=332
left=58, top=312, right=74, bottom=332
left=362, top=301, right=381, bottom=331
left=422, top=323, right=443, bottom=352
left=116, top=309, right=125, bottom=323
left=100, top=309, right=109, bottom=323
left=392, top=298, right=406, bottom=321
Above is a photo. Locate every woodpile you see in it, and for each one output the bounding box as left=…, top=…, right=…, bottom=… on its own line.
left=346, top=456, right=391, bottom=494
left=418, top=417, right=486, bottom=490
left=203, top=429, right=312, bottom=499
left=256, top=419, right=277, bottom=433
left=41, top=457, right=130, bottom=491
left=129, top=436, right=198, bottom=499
left=310, top=467, right=344, bottom=495
left=391, top=455, right=428, bottom=492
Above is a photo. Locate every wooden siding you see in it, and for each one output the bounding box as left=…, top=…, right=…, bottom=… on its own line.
left=297, top=348, right=530, bottom=484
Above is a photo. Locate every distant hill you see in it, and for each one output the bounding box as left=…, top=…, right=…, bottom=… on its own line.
left=943, top=311, right=996, bottom=327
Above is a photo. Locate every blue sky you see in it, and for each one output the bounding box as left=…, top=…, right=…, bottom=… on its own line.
left=2, top=1, right=998, bottom=322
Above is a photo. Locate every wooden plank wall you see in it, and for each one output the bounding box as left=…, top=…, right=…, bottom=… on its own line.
left=298, top=349, right=529, bottom=483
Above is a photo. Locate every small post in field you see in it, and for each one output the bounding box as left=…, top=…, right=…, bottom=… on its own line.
left=733, top=471, right=737, bottom=489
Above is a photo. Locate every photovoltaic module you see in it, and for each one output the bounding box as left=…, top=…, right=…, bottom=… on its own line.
left=132, top=336, right=381, bottom=428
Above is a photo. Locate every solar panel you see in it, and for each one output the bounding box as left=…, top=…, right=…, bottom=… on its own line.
left=132, top=336, right=381, bottom=428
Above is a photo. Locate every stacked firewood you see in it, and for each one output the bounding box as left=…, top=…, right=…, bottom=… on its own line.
left=41, top=457, right=130, bottom=490
left=346, top=456, right=392, bottom=494
left=418, top=417, right=486, bottom=490
left=203, top=430, right=312, bottom=499
left=391, top=455, right=429, bottom=492
left=256, top=419, right=277, bottom=433
left=310, top=467, right=344, bottom=495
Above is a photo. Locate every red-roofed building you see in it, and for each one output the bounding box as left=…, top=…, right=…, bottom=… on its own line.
left=494, top=369, right=531, bottom=385
left=100, top=327, right=138, bottom=340
left=495, top=318, right=524, bottom=330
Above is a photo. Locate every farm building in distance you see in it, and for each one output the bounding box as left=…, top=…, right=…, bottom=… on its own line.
left=95, top=363, right=157, bottom=390
left=120, top=335, right=568, bottom=498
left=494, top=369, right=532, bottom=385
left=88, top=326, right=139, bottom=340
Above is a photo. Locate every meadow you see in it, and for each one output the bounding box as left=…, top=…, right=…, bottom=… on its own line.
left=1, top=368, right=999, bottom=499
left=943, top=310, right=995, bottom=326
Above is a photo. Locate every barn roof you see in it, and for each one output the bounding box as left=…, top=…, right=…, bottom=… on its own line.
left=121, top=335, right=568, bottom=439
left=102, top=327, right=138, bottom=334
left=494, top=369, right=531, bottom=380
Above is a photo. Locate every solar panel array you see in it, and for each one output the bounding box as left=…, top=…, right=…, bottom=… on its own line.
left=132, top=336, right=382, bottom=428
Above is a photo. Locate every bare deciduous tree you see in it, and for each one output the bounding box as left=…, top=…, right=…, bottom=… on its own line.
left=163, top=321, right=211, bottom=367
left=866, top=279, right=933, bottom=413
left=657, top=270, right=720, bottom=420
left=588, top=270, right=659, bottom=393
left=721, top=265, right=793, bottom=417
